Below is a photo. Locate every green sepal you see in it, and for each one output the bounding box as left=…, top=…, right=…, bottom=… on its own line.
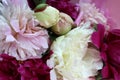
left=34, top=3, right=48, bottom=11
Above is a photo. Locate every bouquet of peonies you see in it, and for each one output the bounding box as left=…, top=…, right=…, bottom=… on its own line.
left=0, top=0, right=119, bottom=80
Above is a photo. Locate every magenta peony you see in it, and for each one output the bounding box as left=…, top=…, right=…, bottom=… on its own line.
left=101, top=29, right=120, bottom=80
left=91, top=24, right=120, bottom=80
left=0, top=53, right=51, bottom=80
left=18, top=59, right=50, bottom=80
left=0, top=54, right=20, bottom=80
left=91, top=24, right=105, bottom=49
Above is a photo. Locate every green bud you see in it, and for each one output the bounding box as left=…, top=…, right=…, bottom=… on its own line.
left=51, top=12, right=74, bottom=35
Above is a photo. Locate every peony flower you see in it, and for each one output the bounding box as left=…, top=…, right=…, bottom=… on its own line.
left=47, top=22, right=103, bottom=80
left=92, top=0, right=120, bottom=29
left=91, top=24, right=120, bottom=80
left=101, top=29, right=120, bottom=80
left=46, top=0, right=79, bottom=20
left=0, top=54, right=20, bottom=80
left=51, top=12, right=73, bottom=35
left=75, top=1, right=107, bottom=26
left=0, top=53, right=51, bottom=80
left=18, top=59, right=51, bottom=80
left=0, top=0, right=49, bottom=60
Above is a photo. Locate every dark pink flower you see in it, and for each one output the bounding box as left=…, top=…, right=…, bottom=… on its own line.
left=18, top=59, right=50, bottom=80
left=91, top=25, right=120, bottom=80
left=107, top=29, right=120, bottom=42
left=0, top=54, right=20, bottom=80
left=91, top=24, right=105, bottom=49
left=27, top=0, right=36, bottom=9
left=101, top=29, right=120, bottom=80
left=0, top=52, right=52, bottom=80
left=46, top=0, right=79, bottom=19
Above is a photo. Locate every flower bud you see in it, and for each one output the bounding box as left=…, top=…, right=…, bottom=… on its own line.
left=51, top=12, right=73, bottom=35
left=34, top=4, right=60, bottom=28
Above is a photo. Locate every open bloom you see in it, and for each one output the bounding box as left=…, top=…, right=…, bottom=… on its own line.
left=0, top=53, right=51, bottom=80
left=18, top=59, right=51, bottom=80
left=91, top=24, right=120, bottom=80
left=102, top=30, right=120, bottom=80
left=47, top=22, right=103, bottom=80
left=75, top=1, right=107, bottom=26
left=0, top=54, right=20, bottom=80
left=0, top=0, right=49, bottom=60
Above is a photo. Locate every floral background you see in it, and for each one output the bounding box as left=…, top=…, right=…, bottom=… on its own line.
left=0, top=0, right=120, bottom=80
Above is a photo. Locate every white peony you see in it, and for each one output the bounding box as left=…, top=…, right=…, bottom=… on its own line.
left=47, top=22, right=103, bottom=80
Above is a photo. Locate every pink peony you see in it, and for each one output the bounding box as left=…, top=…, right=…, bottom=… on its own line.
left=91, top=0, right=120, bottom=29
left=75, top=1, right=107, bottom=26
left=0, top=0, right=49, bottom=60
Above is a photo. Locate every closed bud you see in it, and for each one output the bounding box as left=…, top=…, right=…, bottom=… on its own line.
left=51, top=12, right=74, bottom=35
left=34, top=4, right=60, bottom=28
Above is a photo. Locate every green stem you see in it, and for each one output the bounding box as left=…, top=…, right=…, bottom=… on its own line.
left=33, top=0, right=40, bottom=6
left=41, top=0, right=46, bottom=3
left=33, top=0, right=46, bottom=6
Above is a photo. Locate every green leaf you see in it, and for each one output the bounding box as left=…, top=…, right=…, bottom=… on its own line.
left=93, top=24, right=97, bottom=30
left=41, top=0, right=46, bottom=3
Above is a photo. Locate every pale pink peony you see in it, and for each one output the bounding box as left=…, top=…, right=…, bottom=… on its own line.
left=0, top=0, right=49, bottom=60
left=92, top=0, right=120, bottom=29
left=75, top=1, right=107, bottom=26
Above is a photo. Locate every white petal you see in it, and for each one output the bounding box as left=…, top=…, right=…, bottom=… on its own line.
left=48, top=27, right=103, bottom=80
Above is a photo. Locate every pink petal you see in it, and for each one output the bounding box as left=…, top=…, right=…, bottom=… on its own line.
left=92, top=0, right=120, bottom=29
left=6, top=35, right=16, bottom=42
left=10, top=19, right=20, bottom=32
left=91, top=24, right=105, bottom=48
